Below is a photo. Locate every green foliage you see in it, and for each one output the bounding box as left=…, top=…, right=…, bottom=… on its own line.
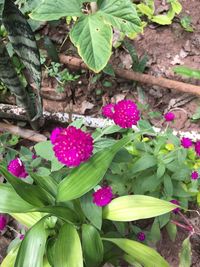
left=174, top=66, right=200, bottom=79
left=180, top=15, right=194, bottom=32
left=179, top=237, right=192, bottom=267
left=30, top=0, right=142, bottom=72
left=137, top=0, right=182, bottom=25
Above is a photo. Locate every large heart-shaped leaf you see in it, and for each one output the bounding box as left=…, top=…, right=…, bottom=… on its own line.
left=70, top=13, right=112, bottom=72
left=57, top=136, right=130, bottom=202
left=102, top=238, right=170, bottom=267
left=30, top=0, right=82, bottom=21
left=98, top=0, right=141, bottom=34
left=103, top=195, right=177, bottom=221
left=54, top=223, right=83, bottom=267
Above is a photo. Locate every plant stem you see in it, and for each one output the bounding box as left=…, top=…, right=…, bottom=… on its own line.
left=90, top=2, right=98, bottom=13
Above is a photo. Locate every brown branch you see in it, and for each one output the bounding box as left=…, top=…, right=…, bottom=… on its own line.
left=59, top=54, right=200, bottom=96
left=0, top=122, right=47, bottom=142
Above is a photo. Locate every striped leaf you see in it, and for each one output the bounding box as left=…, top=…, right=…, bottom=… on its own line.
left=2, top=0, right=42, bottom=121
left=1, top=245, right=19, bottom=267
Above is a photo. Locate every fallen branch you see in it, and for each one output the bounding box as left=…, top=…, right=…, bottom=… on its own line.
left=59, top=54, right=200, bottom=96
left=0, top=121, right=47, bottom=142
left=1, top=103, right=200, bottom=141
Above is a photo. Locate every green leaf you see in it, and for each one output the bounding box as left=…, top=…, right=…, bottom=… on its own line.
left=179, top=237, right=192, bottom=267
left=57, top=136, right=130, bottom=202
left=54, top=223, right=83, bottom=267
left=82, top=224, right=104, bottom=267
left=98, top=0, right=141, bottom=34
left=30, top=0, right=82, bottom=21
left=174, top=66, right=200, bottom=79
left=81, top=192, right=102, bottom=230
left=171, top=0, right=182, bottom=14
left=15, top=217, right=49, bottom=267
left=166, top=222, right=177, bottom=242
left=102, top=238, right=170, bottom=267
left=0, top=165, right=54, bottom=207
left=70, top=13, right=112, bottom=72
left=163, top=174, right=173, bottom=196
left=11, top=212, right=43, bottom=228
left=0, top=0, right=5, bottom=20
left=103, top=195, right=176, bottom=221
left=123, top=254, right=142, bottom=267
left=150, top=219, right=161, bottom=242
left=137, top=3, right=154, bottom=18
left=131, top=154, right=157, bottom=174
left=1, top=245, right=19, bottom=267
left=0, top=183, right=34, bottom=213
left=151, top=15, right=172, bottom=25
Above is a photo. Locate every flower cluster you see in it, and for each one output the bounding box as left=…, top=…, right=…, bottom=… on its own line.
left=93, top=186, right=113, bottom=207
left=164, top=112, right=175, bottom=122
left=102, top=100, right=140, bottom=128
left=0, top=214, right=7, bottom=231
left=51, top=126, right=94, bottom=167
left=191, top=171, right=199, bottom=180
left=7, top=158, right=28, bottom=178
left=137, top=232, right=146, bottom=241
left=170, top=199, right=180, bottom=214
left=181, top=137, right=193, bottom=149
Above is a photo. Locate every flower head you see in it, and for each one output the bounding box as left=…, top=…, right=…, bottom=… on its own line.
left=170, top=199, right=180, bottom=214
left=7, top=158, right=28, bottom=178
left=0, top=215, right=7, bottom=231
left=50, top=127, right=63, bottom=145
left=164, top=112, right=175, bottom=122
left=102, top=103, right=115, bottom=119
left=181, top=137, right=193, bottom=149
left=191, top=171, right=199, bottom=180
left=113, top=100, right=140, bottom=128
left=53, top=126, right=93, bottom=167
left=195, top=141, right=200, bottom=157
left=137, top=232, right=145, bottom=241
left=19, top=234, right=25, bottom=240
left=93, top=186, right=113, bottom=207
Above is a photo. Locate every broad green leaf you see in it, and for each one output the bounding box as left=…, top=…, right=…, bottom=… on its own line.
left=81, top=192, right=102, bottom=230
left=174, top=66, right=200, bottom=79
left=170, top=0, right=182, bottom=14
left=179, top=237, right=192, bottom=267
left=102, top=238, right=170, bottom=267
left=1, top=245, right=19, bottom=267
left=98, top=0, right=141, bottom=34
left=30, top=172, right=58, bottom=197
left=70, top=13, right=112, bottom=72
left=163, top=174, right=173, bottom=196
left=11, top=212, right=44, bottom=228
left=82, top=224, right=104, bottom=267
left=0, top=165, right=54, bottom=207
left=166, top=222, right=177, bottom=242
left=103, top=195, right=177, bottom=221
left=54, top=223, right=83, bottom=267
left=0, top=183, right=34, bottom=213
left=151, top=15, right=172, bottom=25
left=123, top=254, right=142, bottom=267
left=137, top=3, right=154, bottom=18
left=30, top=0, right=82, bottom=21
left=15, top=217, right=49, bottom=267
left=57, top=136, right=130, bottom=202
left=131, top=154, right=157, bottom=174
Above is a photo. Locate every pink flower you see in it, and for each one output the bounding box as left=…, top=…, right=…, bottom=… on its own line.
left=113, top=100, right=140, bottom=128
left=19, top=234, right=25, bottom=240
left=181, top=137, right=193, bottom=149
left=195, top=141, right=200, bottom=157
left=164, top=112, right=175, bottom=122
left=7, top=158, right=28, bottom=178
left=50, top=127, right=63, bottom=144
left=102, top=103, right=115, bottom=119
left=191, top=171, right=199, bottom=180
left=137, top=232, right=145, bottom=241
left=93, top=186, right=113, bottom=207
left=170, top=199, right=180, bottom=214
left=53, top=126, right=93, bottom=167
left=0, top=215, right=7, bottom=231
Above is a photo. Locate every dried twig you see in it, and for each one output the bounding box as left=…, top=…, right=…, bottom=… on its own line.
left=59, top=54, right=200, bottom=96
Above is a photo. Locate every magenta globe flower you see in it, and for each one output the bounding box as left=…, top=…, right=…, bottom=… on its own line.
left=50, top=127, right=63, bottom=144
left=53, top=126, right=93, bottom=167
left=112, top=100, right=140, bottom=128
left=170, top=199, right=180, bottom=214
left=0, top=215, right=7, bottom=231
left=191, top=171, right=199, bottom=180
left=93, top=186, right=113, bottom=207
left=7, top=158, right=28, bottom=178
left=164, top=112, right=175, bottom=122
left=137, top=232, right=146, bottom=241
left=181, top=137, right=193, bottom=149
left=102, top=103, right=115, bottom=119
left=195, top=141, right=200, bottom=157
